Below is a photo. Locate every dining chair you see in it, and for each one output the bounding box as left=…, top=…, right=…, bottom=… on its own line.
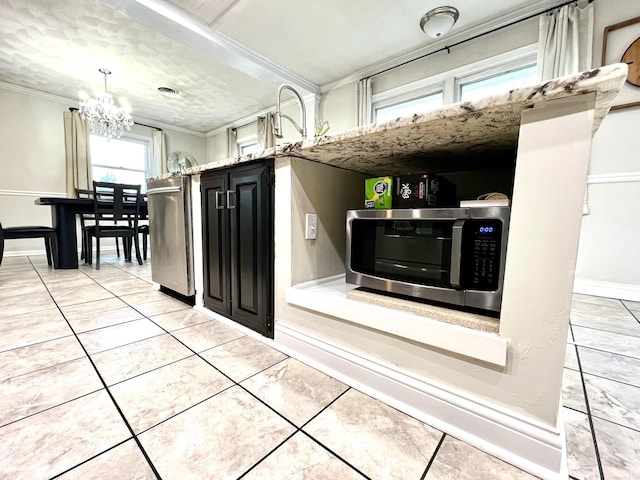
left=84, top=181, right=143, bottom=269
left=136, top=194, right=149, bottom=260
left=0, top=221, right=57, bottom=267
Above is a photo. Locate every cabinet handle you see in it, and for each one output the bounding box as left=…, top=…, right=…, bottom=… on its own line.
left=215, top=191, right=224, bottom=209
left=226, top=190, right=236, bottom=209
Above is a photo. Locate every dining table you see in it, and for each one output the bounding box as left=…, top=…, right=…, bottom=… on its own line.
left=35, top=197, right=148, bottom=269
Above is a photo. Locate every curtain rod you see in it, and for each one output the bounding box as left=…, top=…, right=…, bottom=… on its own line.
left=134, top=121, right=162, bottom=131
left=363, top=0, right=594, bottom=81
left=68, top=108, right=162, bottom=131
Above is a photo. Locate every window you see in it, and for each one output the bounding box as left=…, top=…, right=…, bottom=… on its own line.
left=237, top=133, right=260, bottom=156
left=375, top=91, right=443, bottom=123
left=371, top=45, right=537, bottom=124
left=90, top=135, right=149, bottom=191
left=459, top=64, right=537, bottom=102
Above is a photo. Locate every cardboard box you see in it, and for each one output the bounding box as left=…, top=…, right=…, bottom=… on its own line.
left=364, top=176, right=393, bottom=209
left=394, top=173, right=456, bottom=208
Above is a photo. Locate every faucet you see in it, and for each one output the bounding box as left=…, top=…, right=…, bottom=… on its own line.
left=273, top=84, right=307, bottom=140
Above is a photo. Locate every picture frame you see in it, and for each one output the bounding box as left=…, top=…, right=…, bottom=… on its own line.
left=601, top=15, right=640, bottom=110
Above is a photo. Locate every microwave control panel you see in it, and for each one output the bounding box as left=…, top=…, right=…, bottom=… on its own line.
left=464, top=219, right=503, bottom=290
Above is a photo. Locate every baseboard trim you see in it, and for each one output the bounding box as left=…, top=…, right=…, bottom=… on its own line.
left=0, top=189, right=66, bottom=197
left=573, top=278, right=640, bottom=301
left=274, top=322, right=566, bottom=480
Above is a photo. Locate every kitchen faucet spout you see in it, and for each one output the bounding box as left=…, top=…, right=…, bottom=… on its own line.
left=273, top=84, right=307, bottom=140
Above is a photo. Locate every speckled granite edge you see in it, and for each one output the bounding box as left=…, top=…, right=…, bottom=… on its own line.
left=147, top=63, right=628, bottom=182
left=346, top=288, right=500, bottom=334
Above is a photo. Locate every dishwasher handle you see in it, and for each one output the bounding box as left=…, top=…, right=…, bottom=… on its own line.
left=147, top=186, right=182, bottom=195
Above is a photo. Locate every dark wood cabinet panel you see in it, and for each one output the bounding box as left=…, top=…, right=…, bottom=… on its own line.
left=201, top=160, right=274, bottom=338
left=202, top=173, right=230, bottom=316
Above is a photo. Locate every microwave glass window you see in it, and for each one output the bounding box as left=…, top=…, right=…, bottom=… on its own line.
left=350, top=219, right=453, bottom=287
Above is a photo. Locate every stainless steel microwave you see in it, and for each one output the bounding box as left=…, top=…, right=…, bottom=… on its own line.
left=346, top=206, right=510, bottom=313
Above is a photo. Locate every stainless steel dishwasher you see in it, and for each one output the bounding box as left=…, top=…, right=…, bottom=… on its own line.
left=146, top=175, right=195, bottom=297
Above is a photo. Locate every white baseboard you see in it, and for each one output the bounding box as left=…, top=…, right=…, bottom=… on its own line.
left=1, top=249, right=48, bottom=258
left=274, top=322, right=567, bottom=480
left=573, top=278, right=640, bottom=302
left=2, top=246, right=119, bottom=259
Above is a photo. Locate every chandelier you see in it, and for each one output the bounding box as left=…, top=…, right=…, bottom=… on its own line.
left=79, top=68, right=133, bottom=140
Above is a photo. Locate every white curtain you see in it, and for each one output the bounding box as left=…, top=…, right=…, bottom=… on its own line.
left=537, top=1, right=594, bottom=81
left=152, top=130, right=166, bottom=175
left=63, top=109, right=92, bottom=198
left=227, top=127, right=238, bottom=158
left=257, top=114, right=275, bottom=149
left=356, top=77, right=372, bottom=126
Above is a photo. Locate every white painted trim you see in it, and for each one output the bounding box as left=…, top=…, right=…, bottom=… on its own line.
left=573, top=279, right=640, bottom=302
left=0, top=82, right=205, bottom=137
left=371, top=44, right=537, bottom=105
left=586, top=171, right=640, bottom=184
left=286, top=275, right=508, bottom=366
left=206, top=94, right=317, bottom=137
left=95, top=0, right=318, bottom=95
left=1, top=249, right=49, bottom=258
left=0, top=189, right=66, bottom=198
left=274, top=322, right=565, bottom=480
left=319, top=0, right=553, bottom=92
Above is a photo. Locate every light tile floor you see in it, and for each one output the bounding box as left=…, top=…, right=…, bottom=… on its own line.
left=0, top=254, right=637, bottom=479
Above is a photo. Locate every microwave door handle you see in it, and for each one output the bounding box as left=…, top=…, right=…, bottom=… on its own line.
left=450, top=219, right=465, bottom=288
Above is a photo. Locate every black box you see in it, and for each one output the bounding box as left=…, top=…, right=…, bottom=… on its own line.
left=394, top=173, right=456, bottom=208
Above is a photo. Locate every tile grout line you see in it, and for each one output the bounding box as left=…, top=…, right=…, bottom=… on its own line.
left=137, top=311, right=370, bottom=479
left=573, top=342, right=605, bottom=480
left=299, top=430, right=374, bottom=480
left=420, top=432, right=446, bottom=480
left=31, top=262, right=165, bottom=480
left=47, top=438, right=132, bottom=479
left=620, top=300, right=640, bottom=325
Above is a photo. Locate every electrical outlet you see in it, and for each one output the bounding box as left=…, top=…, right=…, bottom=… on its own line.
left=305, top=213, right=317, bottom=240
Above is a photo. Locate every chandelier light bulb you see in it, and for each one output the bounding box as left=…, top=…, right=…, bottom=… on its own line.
left=79, top=68, right=133, bottom=140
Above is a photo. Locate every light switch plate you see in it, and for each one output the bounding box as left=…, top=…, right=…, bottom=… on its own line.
left=305, top=213, right=317, bottom=240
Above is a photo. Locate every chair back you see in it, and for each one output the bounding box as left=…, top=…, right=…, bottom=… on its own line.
left=92, top=181, right=141, bottom=227
left=0, top=221, right=4, bottom=266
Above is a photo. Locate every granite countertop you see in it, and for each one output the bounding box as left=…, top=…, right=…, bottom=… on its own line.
left=149, top=63, right=627, bottom=182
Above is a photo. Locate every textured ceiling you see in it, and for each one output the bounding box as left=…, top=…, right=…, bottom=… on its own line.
left=0, top=0, right=560, bottom=134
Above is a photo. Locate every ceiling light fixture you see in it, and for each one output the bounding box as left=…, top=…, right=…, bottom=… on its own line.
left=157, top=85, right=181, bottom=96
left=79, top=68, right=133, bottom=140
left=419, top=6, right=459, bottom=38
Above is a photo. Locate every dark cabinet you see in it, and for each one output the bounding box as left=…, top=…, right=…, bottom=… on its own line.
left=201, top=160, right=274, bottom=338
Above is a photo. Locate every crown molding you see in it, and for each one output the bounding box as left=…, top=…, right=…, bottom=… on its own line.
left=96, top=0, right=319, bottom=96
left=206, top=94, right=316, bottom=137
left=320, top=0, right=558, bottom=93
left=0, top=81, right=205, bottom=137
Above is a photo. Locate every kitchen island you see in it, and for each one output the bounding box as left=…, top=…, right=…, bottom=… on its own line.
left=154, top=63, right=628, bottom=479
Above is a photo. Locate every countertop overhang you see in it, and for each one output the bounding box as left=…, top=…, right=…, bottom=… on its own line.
left=149, top=63, right=628, bottom=181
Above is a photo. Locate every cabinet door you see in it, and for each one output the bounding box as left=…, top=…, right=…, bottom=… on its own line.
left=228, top=162, right=274, bottom=337
left=201, top=172, right=231, bottom=316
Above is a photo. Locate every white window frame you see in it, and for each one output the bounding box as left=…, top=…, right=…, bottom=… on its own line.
left=90, top=133, right=151, bottom=191
left=237, top=133, right=260, bottom=156
left=371, top=44, right=537, bottom=122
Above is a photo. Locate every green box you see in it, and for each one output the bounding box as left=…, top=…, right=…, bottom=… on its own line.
left=365, top=176, right=393, bottom=209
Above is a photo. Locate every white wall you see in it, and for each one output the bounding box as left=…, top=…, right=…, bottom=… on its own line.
left=0, top=88, right=67, bottom=253
left=290, top=158, right=365, bottom=284
left=164, top=128, right=206, bottom=168
left=0, top=85, right=206, bottom=257
left=573, top=0, right=640, bottom=299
